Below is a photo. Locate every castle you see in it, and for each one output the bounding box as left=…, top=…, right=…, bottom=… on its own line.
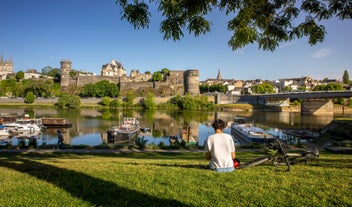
left=60, top=59, right=200, bottom=96
left=0, top=54, right=14, bottom=79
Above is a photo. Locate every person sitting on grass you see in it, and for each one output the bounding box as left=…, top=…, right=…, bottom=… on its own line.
left=205, top=119, right=236, bottom=172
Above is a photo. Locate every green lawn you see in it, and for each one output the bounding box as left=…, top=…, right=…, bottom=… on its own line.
left=0, top=151, right=351, bottom=207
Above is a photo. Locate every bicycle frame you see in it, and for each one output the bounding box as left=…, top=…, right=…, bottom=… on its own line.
left=239, top=137, right=319, bottom=171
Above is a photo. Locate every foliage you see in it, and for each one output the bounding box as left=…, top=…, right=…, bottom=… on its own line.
left=313, top=83, right=343, bottom=91
left=0, top=79, right=17, bottom=96
left=41, top=66, right=61, bottom=82
left=199, top=84, right=226, bottom=93
left=101, top=96, right=111, bottom=106
left=24, top=91, right=35, bottom=104
left=109, top=98, right=121, bottom=107
left=81, top=80, right=119, bottom=98
left=343, top=70, right=350, bottom=84
left=19, top=79, right=53, bottom=98
left=253, top=81, right=275, bottom=94
left=170, top=94, right=215, bottom=110
left=116, top=0, right=352, bottom=51
left=284, top=86, right=292, bottom=92
left=161, top=68, right=170, bottom=75
left=15, top=71, right=24, bottom=81
left=56, top=94, right=81, bottom=108
left=125, top=91, right=135, bottom=106
left=142, top=92, right=156, bottom=109
left=151, top=71, right=163, bottom=82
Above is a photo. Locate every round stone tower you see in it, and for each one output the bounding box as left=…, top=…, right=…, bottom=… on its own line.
left=184, top=69, right=200, bottom=95
left=60, top=59, right=71, bottom=90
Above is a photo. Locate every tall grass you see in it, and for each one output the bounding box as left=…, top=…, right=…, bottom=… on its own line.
left=0, top=151, right=351, bottom=207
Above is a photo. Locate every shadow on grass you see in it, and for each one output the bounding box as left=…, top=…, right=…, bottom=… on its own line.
left=0, top=156, right=190, bottom=207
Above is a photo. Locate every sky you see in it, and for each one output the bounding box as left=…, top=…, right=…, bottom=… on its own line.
left=1, top=0, right=352, bottom=81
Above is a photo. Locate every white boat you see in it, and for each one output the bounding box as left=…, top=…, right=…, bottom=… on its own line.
left=107, top=118, right=140, bottom=143
left=3, top=118, right=43, bottom=135
left=231, top=117, right=273, bottom=143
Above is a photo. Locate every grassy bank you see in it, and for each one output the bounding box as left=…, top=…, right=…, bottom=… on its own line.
left=0, top=151, right=351, bottom=207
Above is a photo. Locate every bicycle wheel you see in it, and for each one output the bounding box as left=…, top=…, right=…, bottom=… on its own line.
left=240, top=155, right=271, bottom=169
left=272, top=155, right=290, bottom=171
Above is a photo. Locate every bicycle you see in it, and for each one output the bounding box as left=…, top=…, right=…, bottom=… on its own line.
left=238, top=137, right=319, bottom=171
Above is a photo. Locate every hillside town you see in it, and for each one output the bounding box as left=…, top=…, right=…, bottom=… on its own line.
left=0, top=54, right=347, bottom=97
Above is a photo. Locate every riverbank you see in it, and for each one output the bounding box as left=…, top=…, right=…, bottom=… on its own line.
left=1, top=97, right=351, bottom=113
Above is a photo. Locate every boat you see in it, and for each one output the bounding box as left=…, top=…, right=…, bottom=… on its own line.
left=107, top=117, right=140, bottom=143
left=41, top=118, right=72, bottom=128
left=231, top=117, right=274, bottom=143
left=2, top=117, right=43, bottom=135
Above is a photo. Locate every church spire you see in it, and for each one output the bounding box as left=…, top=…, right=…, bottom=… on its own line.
left=217, top=68, right=222, bottom=80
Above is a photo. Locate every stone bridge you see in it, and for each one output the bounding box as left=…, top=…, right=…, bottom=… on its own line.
left=216, top=91, right=352, bottom=115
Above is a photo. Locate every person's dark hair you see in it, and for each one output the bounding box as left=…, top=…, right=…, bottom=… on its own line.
left=212, top=119, right=226, bottom=130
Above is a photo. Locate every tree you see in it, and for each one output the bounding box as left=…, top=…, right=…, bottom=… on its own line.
left=24, top=91, right=35, bottom=104
left=343, top=70, right=350, bottom=84
left=161, top=68, right=170, bottom=76
left=15, top=71, right=24, bottom=81
left=253, top=82, right=275, bottom=94
left=151, top=71, right=163, bottom=82
left=116, top=1, right=352, bottom=51
left=42, top=66, right=61, bottom=82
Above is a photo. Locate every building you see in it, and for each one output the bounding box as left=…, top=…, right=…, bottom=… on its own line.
left=0, top=54, right=14, bottom=79
left=101, top=60, right=126, bottom=77
left=24, top=69, right=41, bottom=79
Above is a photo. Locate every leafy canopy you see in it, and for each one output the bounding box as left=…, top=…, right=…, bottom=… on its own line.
left=116, top=0, right=352, bottom=51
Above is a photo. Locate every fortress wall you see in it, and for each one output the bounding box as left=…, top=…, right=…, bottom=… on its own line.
left=76, top=76, right=118, bottom=87
left=119, top=82, right=154, bottom=96
left=60, top=60, right=199, bottom=96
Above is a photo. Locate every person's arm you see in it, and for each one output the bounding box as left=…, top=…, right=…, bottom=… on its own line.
left=205, top=152, right=211, bottom=160
left=231, top=152, right=236, bottom=159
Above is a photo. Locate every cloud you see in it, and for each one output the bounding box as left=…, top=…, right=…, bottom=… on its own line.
left=312, top=48, right=331, bottom=59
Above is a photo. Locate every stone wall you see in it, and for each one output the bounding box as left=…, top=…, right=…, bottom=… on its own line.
left=60, top=60, right=199, bottom=96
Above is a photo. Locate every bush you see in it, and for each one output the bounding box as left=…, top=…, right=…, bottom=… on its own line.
left=24, top=91, right=35, bottom=104
left=109, top=99, right=121, bottom=107
left=101, top=96, right=111, bottom=106
left=56, top=94, right=81, bottom=108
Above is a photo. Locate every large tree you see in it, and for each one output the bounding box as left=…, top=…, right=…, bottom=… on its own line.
left=116, top=0, right=352, bottom=51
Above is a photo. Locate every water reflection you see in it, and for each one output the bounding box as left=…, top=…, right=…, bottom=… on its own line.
left=0, top=107, right=339, bottom=147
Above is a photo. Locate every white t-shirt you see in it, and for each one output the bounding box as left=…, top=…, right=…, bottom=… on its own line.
left=205, top=133, right=235, bottom=169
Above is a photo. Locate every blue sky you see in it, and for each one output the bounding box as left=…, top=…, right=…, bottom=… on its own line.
left=1, top=0, right=351, bottom=81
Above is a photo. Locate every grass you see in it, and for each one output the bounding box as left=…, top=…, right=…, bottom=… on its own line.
left=0, top=151, right=351, bottom=207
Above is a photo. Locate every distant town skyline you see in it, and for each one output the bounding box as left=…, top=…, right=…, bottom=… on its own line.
left=1, top=0, right=351, bottom=81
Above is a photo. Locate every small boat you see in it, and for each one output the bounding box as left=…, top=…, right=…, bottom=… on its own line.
left=231, top=117, right=273, bottom=143
left=41, top=118, right=72, bottom=128
left=107, top=118, right=140, bottom=143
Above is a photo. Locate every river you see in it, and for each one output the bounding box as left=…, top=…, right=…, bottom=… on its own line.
left=1, top=107, right=351, bottom=147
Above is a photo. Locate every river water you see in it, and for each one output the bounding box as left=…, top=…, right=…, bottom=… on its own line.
left=1, top=107, right=350, bottom=147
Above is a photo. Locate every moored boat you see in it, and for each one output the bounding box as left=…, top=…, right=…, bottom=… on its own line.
left=231, top=117, right=273, bottom=143
left=107, top=117, right=140, bottom=143
left=3, top=117, right=43, bottom=135
left=41, top=118, right=72, bottom=128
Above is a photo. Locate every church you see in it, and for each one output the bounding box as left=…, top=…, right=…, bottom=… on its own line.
left=0, top=54, right=14, bottom=79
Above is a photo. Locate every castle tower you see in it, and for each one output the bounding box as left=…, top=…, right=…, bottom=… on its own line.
left=184, top=69, right=200, bottom=95
left=60, top=59, right=71, bottom=90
